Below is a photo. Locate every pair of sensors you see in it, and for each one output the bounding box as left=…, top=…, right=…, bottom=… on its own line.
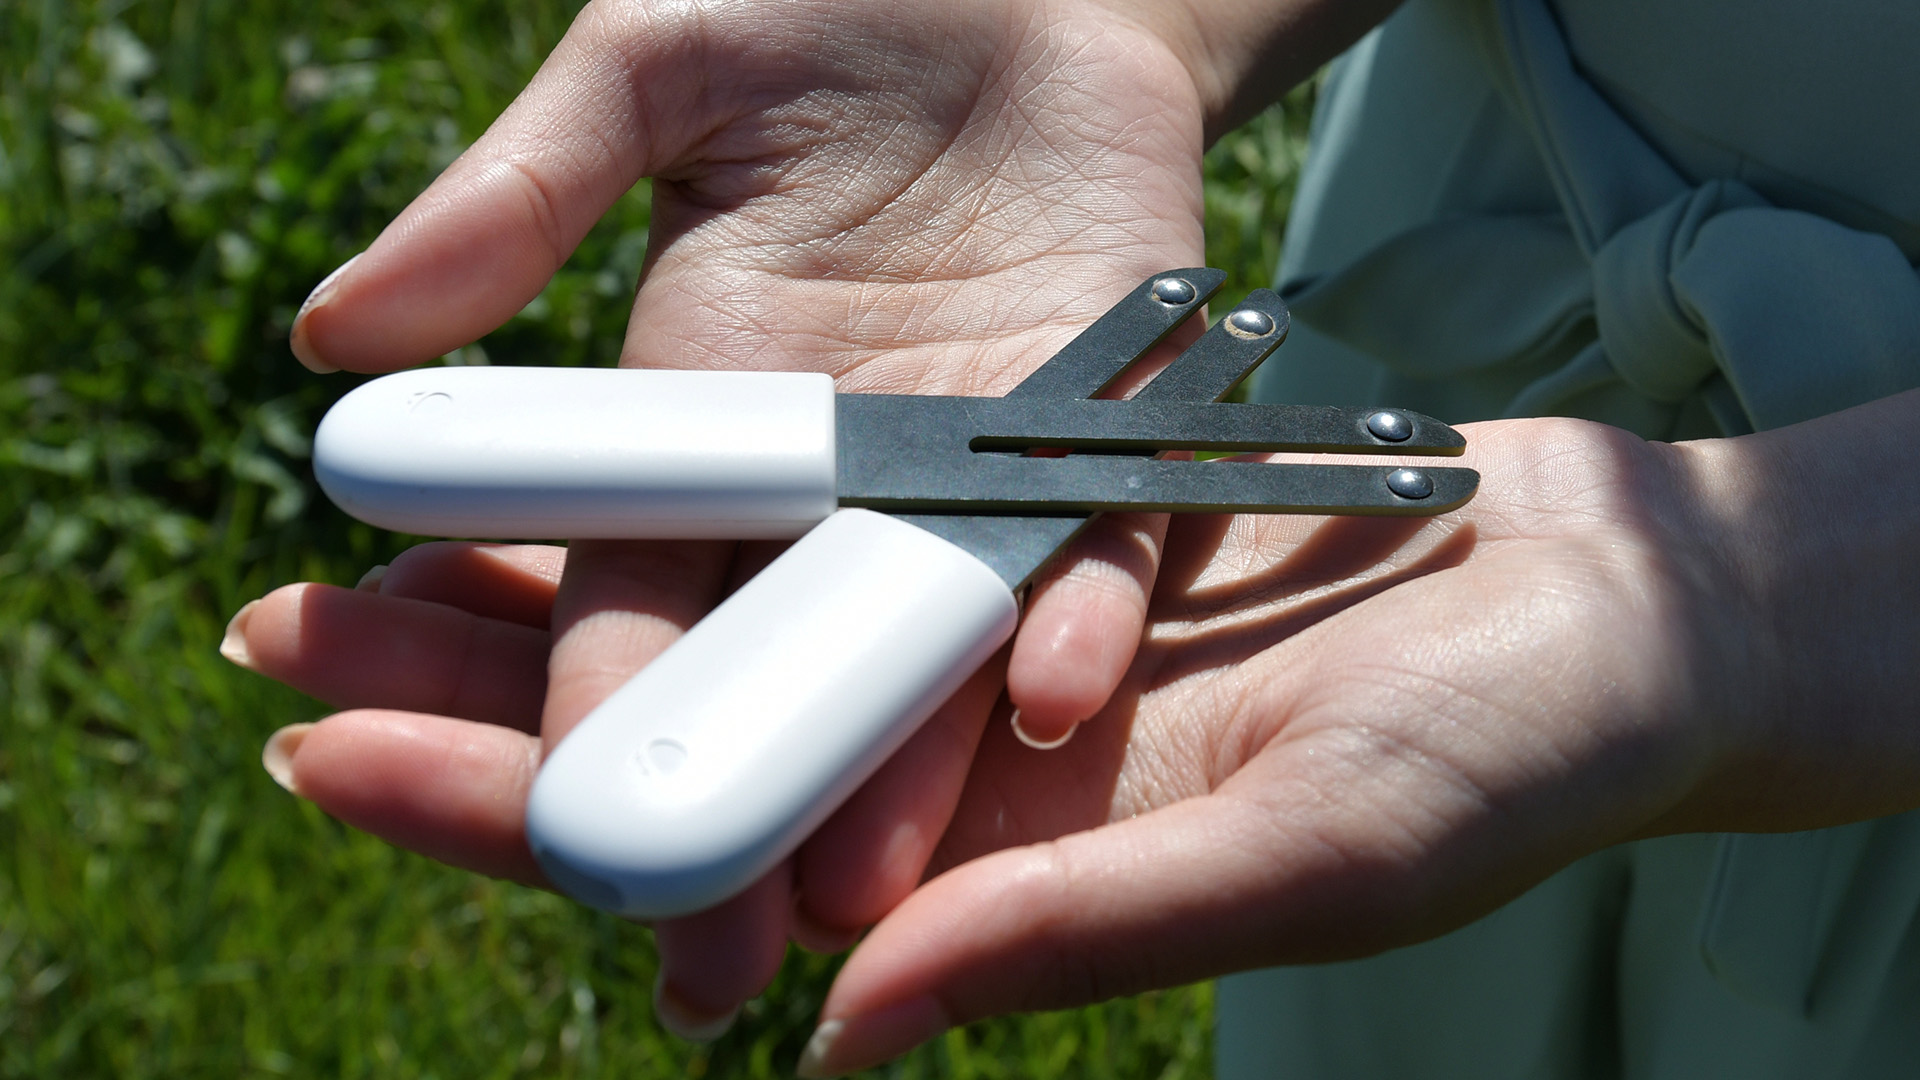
left=314, top=268, right=1477, bottom=918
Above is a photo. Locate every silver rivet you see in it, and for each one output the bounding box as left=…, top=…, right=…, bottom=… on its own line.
left=1226, top=309, right=1275, bottom=337
left=1150, top=277, right=1196, bottom=305
left=1366, top=410, right=1412, bottom=442
left=1386, top=469, right=1434, bottom=500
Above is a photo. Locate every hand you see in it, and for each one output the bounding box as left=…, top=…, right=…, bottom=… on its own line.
left=255, top=0, right=1229, bottom=1035
left=790, top=400, right=1920, bottom=1074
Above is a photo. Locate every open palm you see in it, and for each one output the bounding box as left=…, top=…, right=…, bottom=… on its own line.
left=811, top=418, right=1741, bottom=1068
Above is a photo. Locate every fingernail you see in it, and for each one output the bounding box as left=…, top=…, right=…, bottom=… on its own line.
left=289, top=252, right=361, bottom=373
left=652, top=972, right=739, bottom=1042
left=797, top=1020, right=846, bottom=1078
left=219, top=600, right=260, bottom=670
left=355, top=564, right=389, bottom=592
left=1010, top=709, right=1077, bottom=751
left=797, top=997, right=949, bottom=1078
left=262, top=723, right=314, bottom=795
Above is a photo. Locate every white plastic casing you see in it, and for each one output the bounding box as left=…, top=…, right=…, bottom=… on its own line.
left=525, top=509, right=1018, bottom=919
left=314, top=367, right=839, bottom=539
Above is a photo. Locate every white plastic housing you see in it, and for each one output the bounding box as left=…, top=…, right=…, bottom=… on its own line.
left=525, top=509, right=1018, bottom=919
left=314, top=367, right=838, bottom=539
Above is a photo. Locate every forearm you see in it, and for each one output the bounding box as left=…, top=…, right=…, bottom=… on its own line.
left=1104, top=0, right=1405, bottom=139
left=1679, top=388, right=1920, bottom=831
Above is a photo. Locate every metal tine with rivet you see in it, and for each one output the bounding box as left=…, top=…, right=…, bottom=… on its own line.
left=852, top=279, right=1473, bottom=585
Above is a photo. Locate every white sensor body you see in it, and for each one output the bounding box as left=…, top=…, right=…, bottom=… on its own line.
left=313, top=369, right=1020, bottom=919
left=525, top=509, right=1018, bottom=918
left=314, top=366, right=838, bottom=539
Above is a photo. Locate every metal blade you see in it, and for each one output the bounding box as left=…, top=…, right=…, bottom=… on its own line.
left=844, top=455, right=1478, bottom=516
left=838, top=391, right=1471, bottom=521
left=876, top=271, right=1473, bottom=589
left=843, top=396, right=1466, bottom=457
left=1006, top=268, right=1224, bottom=400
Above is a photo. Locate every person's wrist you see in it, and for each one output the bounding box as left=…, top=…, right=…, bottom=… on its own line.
left=1091, top=0, right=1405, bottom=138
left=1075, top=0, right=1219, bottom=119
left=1659, top=412, right=1920, bottom=833
left=1630, top=434, right=1796, bottom=834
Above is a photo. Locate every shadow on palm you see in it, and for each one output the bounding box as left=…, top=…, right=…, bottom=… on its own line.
left=929, top=510, right=1482, bottom=871
left=888, top=417, right=1730, bottom=992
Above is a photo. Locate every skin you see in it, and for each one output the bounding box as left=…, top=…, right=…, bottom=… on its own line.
left=230, top=0, right=1920, bottom=1072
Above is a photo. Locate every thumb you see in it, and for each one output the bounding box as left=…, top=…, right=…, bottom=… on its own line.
left=291, top=3, right=718, bottom=372
left=794, top=783, right=1424, bottom=1076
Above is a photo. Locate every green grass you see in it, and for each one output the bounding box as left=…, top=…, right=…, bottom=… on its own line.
left=0, top=2, right=1310, bottom=1075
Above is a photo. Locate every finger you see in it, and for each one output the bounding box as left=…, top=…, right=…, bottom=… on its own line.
left=540, top=539, right=735, bottom=746
left=724, top=539, right=794, bottom=595
left=224, top=583, right=549, bottom=731
left=266, top=710, right=547, bottom=887
left=1005, top=512, right=1167, bottom=745
left=792, top=652, right=1010, bottom=939
left=539, top=539, right=798, bottom=1029
left=291, top=5, right=718, bottom=372
left=991, top=287, right=1218, bottom=741
left=796, top=800, right=1271, bottom=1074
left=652, top=863, right=796, bottom=1040
left=800, top=774, right=1447, bottom=1077
left=372, top=542, right=566, bottom=629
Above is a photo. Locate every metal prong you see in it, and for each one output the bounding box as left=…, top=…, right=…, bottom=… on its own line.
left=928, top=399, right=1468, bottom=456
left=1007, top=268, right=1225, bottom=401
left=846, top=456, right=1480, bottom=517
left=1131, top=289, right=1291, bottom=404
